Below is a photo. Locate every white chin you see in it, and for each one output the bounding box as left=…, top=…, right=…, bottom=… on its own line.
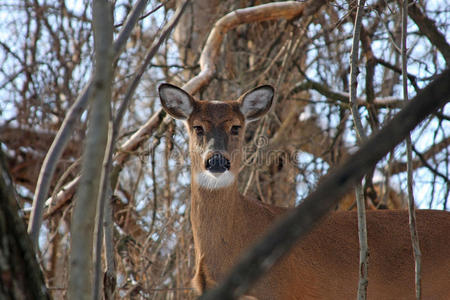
left=195, top=171, right=235, bottom=190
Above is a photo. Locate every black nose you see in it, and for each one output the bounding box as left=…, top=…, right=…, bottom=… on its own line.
left=205, top=153, right=230, bottom=173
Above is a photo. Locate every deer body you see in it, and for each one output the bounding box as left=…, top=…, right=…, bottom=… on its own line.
left=159, top=83, right=450, bottom=299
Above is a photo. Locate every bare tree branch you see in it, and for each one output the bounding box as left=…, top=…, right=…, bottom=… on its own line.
left=0, top=149, right=50, bottom=300
left=92, top=4, right=189, bottom=298
left=292, top=80, right=405, bottom=108
left=3, top=1, right=449, bottom=297
left=68, top=0, right=113, bottom=298
left=184, top=0, right=327, bottom=94
left=348, top=1, right=369, bottom=298
left=411, top=145, right=449, bottom=182
left=402, top=1, right=422, bottom=298
left=389, top=136, right=450, bottom=174
left=93, top=122, right=114, bottom=300
left=408, top=1, right=450, bottom=65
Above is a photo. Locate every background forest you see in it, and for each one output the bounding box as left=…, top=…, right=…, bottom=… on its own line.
left=0, top=0, right=449, bottom=299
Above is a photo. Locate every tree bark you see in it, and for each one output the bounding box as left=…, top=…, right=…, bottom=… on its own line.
left=0, top=149, right=50, bottom=300
left=68, top=0, right=113, bottom=298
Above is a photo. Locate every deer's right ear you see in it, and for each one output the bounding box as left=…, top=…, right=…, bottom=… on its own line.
left=159, top=83, right=194, bottom=120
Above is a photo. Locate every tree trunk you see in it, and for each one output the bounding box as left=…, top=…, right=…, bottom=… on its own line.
left=0, top=149, right=50, bottom=300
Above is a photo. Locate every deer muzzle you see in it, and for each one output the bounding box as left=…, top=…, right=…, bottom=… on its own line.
left=205, top=153, right=231, bottom=173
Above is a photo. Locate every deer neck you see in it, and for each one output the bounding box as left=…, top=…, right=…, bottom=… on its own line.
left=190, top=178, right=242, bottom=229
left=190, top=174, right=247, bottom=273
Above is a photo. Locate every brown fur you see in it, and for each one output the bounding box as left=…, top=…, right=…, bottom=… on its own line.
left=192, top=255, right=216, bottom=293
left=159, top=84, right=450, bottom=299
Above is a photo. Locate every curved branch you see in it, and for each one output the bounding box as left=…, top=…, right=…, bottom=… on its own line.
left=389, top=136, right=450, bottom=175
left=184, top=0, right=327, bottom=94
left=408, top=1, right=450, bottom=65
left=292, top=80, right=405, bottom=108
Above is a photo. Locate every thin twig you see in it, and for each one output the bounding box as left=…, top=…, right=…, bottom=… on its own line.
left=401, top=1, right=422, bottom=298
left=389, top=136, right=450, bottom=175
left=291, top=79, right=405, bottom=108
left=411, top=145, right=449, bottom=182
left=93, top=121, right=114, bottom=300
left=349, top=1, right=369, bottom=298
left=149, top=145, right=158, bottom=235
left=255, top=170, right=267, bottom=203
left=113, top=1, right=166, bottom=28
left=243, top=168, right=256, bottom=196
left=48, top=158, right=80, bottom=211
left=103, top=187, right=116, bottom=300
left=349, top=0, right=368, bottom=142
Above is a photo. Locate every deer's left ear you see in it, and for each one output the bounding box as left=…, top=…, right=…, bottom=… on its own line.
left=239, top=85, right=274, bottom=121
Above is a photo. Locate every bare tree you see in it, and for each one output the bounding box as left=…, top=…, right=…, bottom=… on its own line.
left=0, top=0, right=449, bottom=299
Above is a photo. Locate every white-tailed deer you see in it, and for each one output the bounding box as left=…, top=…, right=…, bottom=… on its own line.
left=159, top=83, right=450, bottom=299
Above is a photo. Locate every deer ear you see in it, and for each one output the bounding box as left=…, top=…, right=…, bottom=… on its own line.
left=239, top=85, right=274, bottom=121
left=159, top=83, right=194, bottom=120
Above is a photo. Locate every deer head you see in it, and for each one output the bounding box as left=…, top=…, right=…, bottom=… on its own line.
left=159, top=84, right=274, bottom=190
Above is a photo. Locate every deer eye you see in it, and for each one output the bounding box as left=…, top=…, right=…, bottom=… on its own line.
left=193, top=126, right=204, bottom=136
left=230, top=125, right=241, bottom=136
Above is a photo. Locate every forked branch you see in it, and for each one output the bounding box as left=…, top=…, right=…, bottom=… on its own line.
left=183, top=0, right=327, bottom=94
